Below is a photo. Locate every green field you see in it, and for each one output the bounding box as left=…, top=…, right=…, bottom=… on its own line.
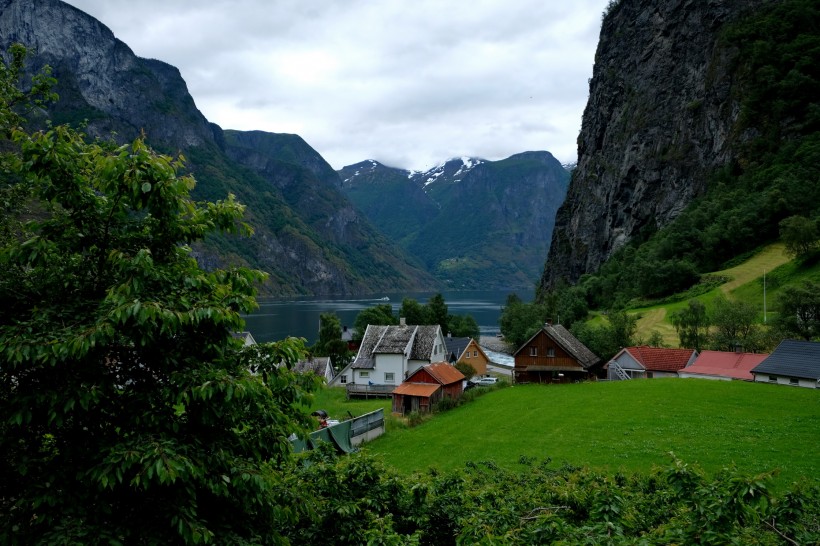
left=363, top=379, right=819, bottom=488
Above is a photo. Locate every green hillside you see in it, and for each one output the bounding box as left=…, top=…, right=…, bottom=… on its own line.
left=630, top=243, right=820, bottom=345
left=364, top=380, right=819, bottom=488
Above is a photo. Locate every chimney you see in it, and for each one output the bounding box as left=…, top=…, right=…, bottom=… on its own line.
left=400, top=317, right=406, bottom=326
left=545, top=319, right=553, bottom=327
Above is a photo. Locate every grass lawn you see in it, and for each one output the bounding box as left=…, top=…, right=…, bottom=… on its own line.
left=364, top=379, right=819, bottom=489
left=305, top=386, right=391, bottom=422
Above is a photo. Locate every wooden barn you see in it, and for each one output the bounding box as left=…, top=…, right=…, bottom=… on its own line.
left=513, top=323, right=601, bottom=384
left=391, top=362, right=465, bottom=415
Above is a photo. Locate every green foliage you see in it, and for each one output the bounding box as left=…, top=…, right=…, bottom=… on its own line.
left=315, top=312, right=352, bottom=369
left=780, top=215, right=819, bottom=257
left=399, top=296, right=428, bottom=324
left=570, top=310, right=637, bottom=361
left=773, top=280, right=820, bottom=340
left=427, top=293, right=449, bottom=334
left=499, top=294, right=545, bottom=348
left=353, top=303, right=397, bottom=339
left=671, top=299, right=711, bottom=351
left=279, top=449, right=819, bottom=545
left=447, top=313, right=480, bottom=338
left=454, top=361, right=477, bottom=380
left=709, top=295, right=764, bottom=351
left=0, top=57, right=320, bottom=542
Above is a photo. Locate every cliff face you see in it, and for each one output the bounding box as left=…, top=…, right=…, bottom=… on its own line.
left=1, top=0, right=435, bottom=295
left=540, top=0, right=776, bottom=290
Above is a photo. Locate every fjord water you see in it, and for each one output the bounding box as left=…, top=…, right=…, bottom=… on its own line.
left=242, top=290, right=532, bottom=345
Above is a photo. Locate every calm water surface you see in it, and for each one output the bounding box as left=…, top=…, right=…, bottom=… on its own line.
left=242, top=289, right=533, bottom=345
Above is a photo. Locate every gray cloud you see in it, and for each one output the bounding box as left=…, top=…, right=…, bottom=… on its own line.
left=62, top=0, right=608, bottom=170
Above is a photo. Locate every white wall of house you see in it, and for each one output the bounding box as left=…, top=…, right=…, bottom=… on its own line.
left=375, top=353, right=405, bottom=381
left=607, top=353, right=644, bottom=380
left=754, top=374, right=818, bottom=389
left=678, top=372, right=730, bottom=381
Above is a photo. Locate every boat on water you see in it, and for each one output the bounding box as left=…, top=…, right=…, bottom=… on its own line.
left=377, top=296, right=390, bottom=301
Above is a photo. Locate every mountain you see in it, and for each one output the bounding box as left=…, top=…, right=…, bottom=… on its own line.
left=340, top=152, right=569, bottom=289
left=540, top=0, right=819, bottom=296
left=0, top=0, right=435, bottom=295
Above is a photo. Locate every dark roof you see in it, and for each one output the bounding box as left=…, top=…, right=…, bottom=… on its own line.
left=516, top=324, right=600, bottom=368
left=751, top=340, right=820, bottom=381
left=409, top=325, right=441, bottom=360
left=351, top=325, right=387, bottom=369
left=352, top=324, right=442, bottom=369
left=294, top=357, right=331, bottom=376
left=373, top=324, right=416, bottom=354
left=443, top=336, right=472, bottom=360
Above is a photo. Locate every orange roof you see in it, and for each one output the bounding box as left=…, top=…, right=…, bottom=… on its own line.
left=423, top=361, right=466, bottom=384
left=624, top=346, right=696, bottom=372
left=392, top=383, right=441, bottom=397
left=683, top=350, right=769, bottom=380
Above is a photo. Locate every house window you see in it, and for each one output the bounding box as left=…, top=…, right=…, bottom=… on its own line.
left=768, top=375, right=777, bottom=382
left=789, top=377, right=799, bottom=385
left=340, top=375, right=347, bottom=384
left=473, top=350, right=478, bottom=357
left=359, top=371, right=369, bottom=379
left=547, top=348, right=555, bottom=357
left=465, top=351, right=470, bottom=358
left=529, top=347, right=537, bottom=356
left=385, top=372, right=395, bottom=383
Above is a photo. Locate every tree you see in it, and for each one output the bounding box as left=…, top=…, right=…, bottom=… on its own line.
left=316, top=312, right=352, bottom=371
left=427, top=293, right=449, bottom=335
left=709, top=295, right=760, bottom=351
left=499, top=295, right=548, bottom=348
left=773, top=281, right=820, bottom=340
left=0, top=56, right=319, bottom=542
left=399, top=297, right=428, bottom=325
left=448, top=314, right=480, bottom=339
left=454, top=361, right=477, bottom=380
left=780, top=215, right=819, bottom=258
left=608, top=309, right=638, bottom=350
left=353, top=303, right=396, bottom=339
left=671, top=299, right=710, bottom=350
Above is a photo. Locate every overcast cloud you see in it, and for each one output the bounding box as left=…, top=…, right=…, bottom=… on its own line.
left=61, top=0, right=609, bottom=171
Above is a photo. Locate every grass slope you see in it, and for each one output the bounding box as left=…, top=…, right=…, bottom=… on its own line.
left=364, top=380, right=819, bottom=488
left=631, top=243, right=817, bottom=345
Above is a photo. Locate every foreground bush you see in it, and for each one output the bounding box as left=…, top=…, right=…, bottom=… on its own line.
left=284, top=448, right=819, bottom=545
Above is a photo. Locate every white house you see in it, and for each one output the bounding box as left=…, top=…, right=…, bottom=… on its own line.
left=606, top=346, right=698, bottom=380
left=328, top=320, right=447, bottom=388
left=293, top=356, right=335, bottom=383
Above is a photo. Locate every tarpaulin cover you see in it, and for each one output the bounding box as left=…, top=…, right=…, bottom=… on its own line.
left=327, top=420, right=355, bottom=453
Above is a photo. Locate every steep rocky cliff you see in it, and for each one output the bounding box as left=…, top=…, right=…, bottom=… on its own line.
left=540, top=0, right=777, bottom=290
left=341, top=152, right=569, bottom=289
left=0, top=0, right=435, bottom=295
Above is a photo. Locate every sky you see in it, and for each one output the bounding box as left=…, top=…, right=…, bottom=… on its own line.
left=61, top=0, right=609, bottom=172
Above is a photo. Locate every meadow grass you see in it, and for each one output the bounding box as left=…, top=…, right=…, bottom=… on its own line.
left=305, top=386, right=391, bottom=421
left=363, top=379, right=819, bottom=489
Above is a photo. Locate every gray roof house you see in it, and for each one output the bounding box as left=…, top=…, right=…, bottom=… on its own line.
left=293, top=356, right=334, bottom=383
left=750, top=339, right=820, bottom=388
left=328, top=320, right=447, bottom=389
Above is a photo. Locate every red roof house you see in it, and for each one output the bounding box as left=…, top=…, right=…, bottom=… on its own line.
left=391, top=362, right=465, bottom=415
left=679, top=350, right=768, bottom=381
left=606, top=346, right=698, bottom=380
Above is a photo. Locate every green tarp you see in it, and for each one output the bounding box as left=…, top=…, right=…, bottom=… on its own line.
left=291, top=420, right=356, bottom=454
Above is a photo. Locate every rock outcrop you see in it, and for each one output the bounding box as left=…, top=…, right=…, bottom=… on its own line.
left=540, top=0, right=776, bottom=290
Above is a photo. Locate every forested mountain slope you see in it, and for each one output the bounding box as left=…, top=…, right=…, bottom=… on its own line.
left=0, top=0, right=435, bottom=295
left=341, top=152, right=569, bottom=289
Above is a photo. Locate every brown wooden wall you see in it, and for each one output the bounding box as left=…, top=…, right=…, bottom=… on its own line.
left=514, top=330, right=584, bottom=370
left=461, top=341, right=488, bottom=375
